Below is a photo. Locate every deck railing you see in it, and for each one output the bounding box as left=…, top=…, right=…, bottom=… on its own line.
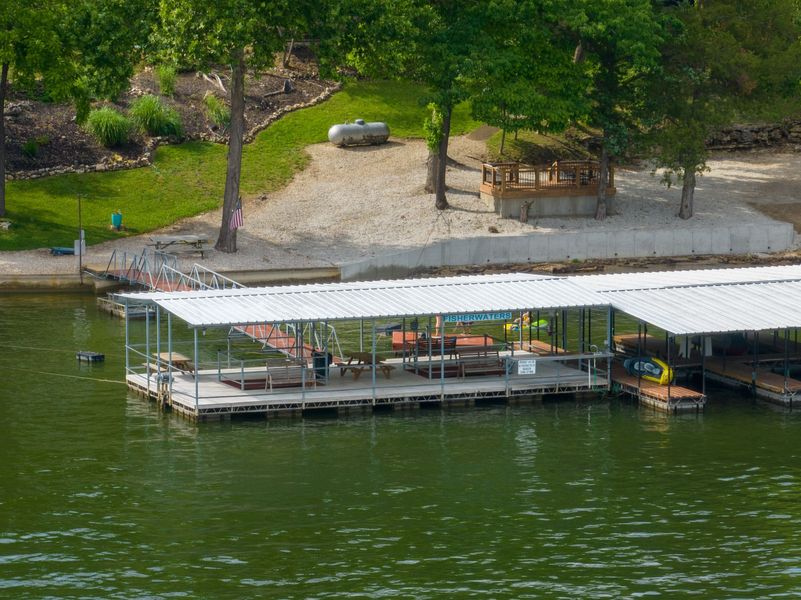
left=481, top=160, right=614, bottom=196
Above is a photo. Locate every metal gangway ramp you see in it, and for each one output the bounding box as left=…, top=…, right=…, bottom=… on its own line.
left=99, top=248, right=342, bottom=362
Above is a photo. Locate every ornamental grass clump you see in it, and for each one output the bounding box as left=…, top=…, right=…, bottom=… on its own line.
left=156, top=64, right=177, bottom=97
left=203, top=93, right=231, bottom=130
left=130, top=94, right=183, bottom=137
left=85, top=107, right=131, bottom=147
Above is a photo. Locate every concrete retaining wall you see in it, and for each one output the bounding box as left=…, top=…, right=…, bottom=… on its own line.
left=340, top=222, right=796, bottom=281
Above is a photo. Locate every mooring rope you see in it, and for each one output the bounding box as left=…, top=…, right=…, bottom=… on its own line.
left=2, top=366, right=125, bottom=385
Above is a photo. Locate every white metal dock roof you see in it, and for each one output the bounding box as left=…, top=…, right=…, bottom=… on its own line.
left=576, top=264, right=801, bottom=292
left=605, top=279, right=801, bottom=335
left=119, top=273, right=602, bottom=327
left=119, top=265, right=801, bottom=334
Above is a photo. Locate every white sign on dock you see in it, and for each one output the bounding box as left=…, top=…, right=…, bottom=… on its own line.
left=517, top=359, right=537, bottom=375
left=444, top=312, right=512, bottom=323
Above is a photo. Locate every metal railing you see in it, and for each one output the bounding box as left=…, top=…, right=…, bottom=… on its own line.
left=481, top=160, right=614, bottom=195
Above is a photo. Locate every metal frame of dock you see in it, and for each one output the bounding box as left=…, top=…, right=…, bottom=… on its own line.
left=115, top=265, right=801, bottom=421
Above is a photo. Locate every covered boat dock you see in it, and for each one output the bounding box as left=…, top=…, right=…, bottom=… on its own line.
left=118, top=265, right=801, bottom=419
left=119, top=274, right=612, bottom=421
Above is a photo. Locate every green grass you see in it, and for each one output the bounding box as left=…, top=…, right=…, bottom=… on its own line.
left=486, top=128, right=595, bottom=164
left=1, top=80, right=481, bottom=251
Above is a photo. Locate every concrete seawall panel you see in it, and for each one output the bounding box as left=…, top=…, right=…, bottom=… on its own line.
left=340, top=222, right=796, bottom=281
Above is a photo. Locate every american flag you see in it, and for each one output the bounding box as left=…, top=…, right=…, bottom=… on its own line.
left=229, top=198, right=243, bottom=231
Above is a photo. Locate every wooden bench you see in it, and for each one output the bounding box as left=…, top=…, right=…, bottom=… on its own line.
left=458, top=350, right=505, bottom=377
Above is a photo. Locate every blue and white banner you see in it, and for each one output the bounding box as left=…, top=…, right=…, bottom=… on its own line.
left=443, top=312, right=512, bottom=323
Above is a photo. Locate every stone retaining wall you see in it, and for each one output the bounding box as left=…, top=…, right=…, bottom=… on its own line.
left=6, top=83, right=341, bottom=181
left=708, top=121, right=801, bottom=150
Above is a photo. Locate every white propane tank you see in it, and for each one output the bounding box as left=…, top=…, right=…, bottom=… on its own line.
left=328, top=119, right=390, bottom=146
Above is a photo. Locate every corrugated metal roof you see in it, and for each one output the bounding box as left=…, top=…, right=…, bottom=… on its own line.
left=118, top=265, right=801, bottom=333
left=606, top=280, right=801, bottom=335
left=577, top=264, right=801, bottom=292
left=119, top=273, right=601, bottom=327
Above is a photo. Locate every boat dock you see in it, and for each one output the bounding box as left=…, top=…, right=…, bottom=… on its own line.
left=613, top=332, right=801, bottom=408
left=610, top=363, right=705, bottom=412
left=127, top=352, right=608, bottom=421
left=116, top=265, right=801, bottom=423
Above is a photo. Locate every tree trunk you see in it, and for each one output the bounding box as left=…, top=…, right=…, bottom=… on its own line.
left=500, top=128, right=506, bottom=155
left=435, top=106, right=451, bottom=210
left=679, top=168, right=695, bottom=219
left=282, top=39, right=295, bottom=68
left=595, top=144, right=609, bottom=220
left=424, top=150, right=438, bottom=193
left=215, top=49, right=246, bottom=253
left=0, top=62, right=8, bottom=219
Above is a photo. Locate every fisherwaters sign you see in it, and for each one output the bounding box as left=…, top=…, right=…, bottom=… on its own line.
left=443, top=312, right=512, bottom=323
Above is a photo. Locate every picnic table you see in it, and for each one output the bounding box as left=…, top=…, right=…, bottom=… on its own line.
left=338, top=351, right=395, bottom=380
left=149, top=235, right=210, bottom=257
left=153, top=351, right=193, bottom=372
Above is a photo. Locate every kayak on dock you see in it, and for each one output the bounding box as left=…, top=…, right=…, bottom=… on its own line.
left=623, top=356, right=674, bottom=385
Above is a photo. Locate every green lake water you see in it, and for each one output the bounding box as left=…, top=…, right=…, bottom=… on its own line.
left=2, top=294, right=801, bottom=598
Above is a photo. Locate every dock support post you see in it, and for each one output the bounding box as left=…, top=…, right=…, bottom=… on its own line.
left=752, top=331, right=759, bottom=397
left=371, top=319, right=377, bottom=406
left=145, top=305, right=151, bottom=396
left=784, top=327, right=790, bottom=396
left=156, top=306, right=161, bottom=369
left=440, top=318, right=446, bottom=399
left=667, top=334, right=672, bottom=406
left=124, top=299, right=130, bottom=376
left=701, top=342, right=706, bottom=397
left=606, top=307, right=613, bottom=389
left=194, top=327, right=199, bottom=411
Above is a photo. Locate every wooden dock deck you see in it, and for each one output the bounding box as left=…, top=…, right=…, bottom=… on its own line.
left=614, top=333, right=801, bottom=407
left=127, top=356, right=608, bottom=421
left=704, top=358, right=801, bottom=407
left=610, top=363, right=705, bottom=413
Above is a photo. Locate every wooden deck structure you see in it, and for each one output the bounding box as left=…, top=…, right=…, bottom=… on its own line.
left=480, top=160, right=616, bottom=219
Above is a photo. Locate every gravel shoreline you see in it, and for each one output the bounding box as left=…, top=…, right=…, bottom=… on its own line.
left=1, top=137, right=798, bottom=276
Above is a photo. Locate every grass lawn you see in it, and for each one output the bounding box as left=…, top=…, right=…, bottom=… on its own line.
left=1, top=80, right=481, bottom=251
left=485, top=128, right=595, bottom=165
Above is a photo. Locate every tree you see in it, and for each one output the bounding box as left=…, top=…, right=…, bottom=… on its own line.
left=648, top=0, right=801, bottom=219
left=467, top=0, right=589, bottom=158
left=0, top=0, right=152, bottom=218
left=566, top=0, right=664, bottom=220
left=331, top=0, right=491, bottom=210
left=159, top=0, right=304, bottom=252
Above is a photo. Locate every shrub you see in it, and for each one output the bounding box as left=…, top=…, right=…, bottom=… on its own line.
left=156, top=64, right=177, bottom=97
left=203, top=93, right=231, bottom=130
left=130, top=94, right=183, bottom=137
left=21, top=136, right=51, bottom=158
left=22, top=139, right=38, bottom=158
left=85, top=107, right=131, bottom=147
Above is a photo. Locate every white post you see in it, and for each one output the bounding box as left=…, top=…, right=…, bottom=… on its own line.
left=124, top=299, right=130, bottom=375
left=371, top=320, right=377, bottom=405
left=145, top=306, right=151, bottom=396
left=194, top=328, right=199, bottom=411
left=440, top=317, right=446, bottom=399
left=167, top=312, right=173, bottom=398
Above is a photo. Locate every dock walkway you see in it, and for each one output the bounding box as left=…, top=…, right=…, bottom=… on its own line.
left=610, top=363, right=705, bottom=413
left=128, top=356, right=607, bottom=421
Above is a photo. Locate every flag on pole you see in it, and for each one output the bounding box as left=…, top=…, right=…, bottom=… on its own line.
left=229, top=197, right=244, bottom=231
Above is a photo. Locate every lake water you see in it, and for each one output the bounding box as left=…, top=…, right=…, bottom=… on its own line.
left=1, top=294, right=801, bottom=598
